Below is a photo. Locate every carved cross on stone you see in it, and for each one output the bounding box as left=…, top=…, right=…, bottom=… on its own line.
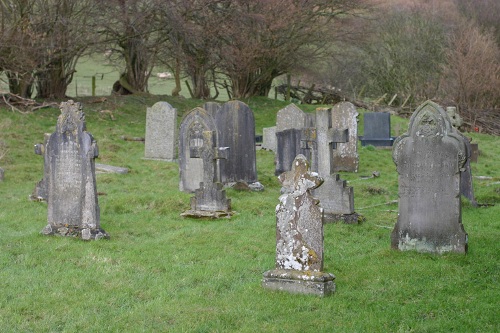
left=189, top=131, right=229, bottom=187
left=182, top=130, right=232, bottom=218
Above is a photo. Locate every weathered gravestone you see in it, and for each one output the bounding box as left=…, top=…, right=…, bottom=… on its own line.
left=359, top=112, right=395, bottom=147
left=275, top=104, right=316, bottom=175
left=204, top=100, right=259, bottom=186
left=0, top=167, right=4, bottom=182
left=262, top=154, right=335, bottom=296
left=308, top=108, right=359, bottom=223
left=181, top=130, right=232, bottom=218
left=262, top=126, right=277, bottom=152
left=331, top=102, right=359, bottom=172
left=144, top=101, right=177, bottom=161
left=41, top=101, right=109, bottom=240
left=31, top=133, right=51, bottom=201
left=391, top=100, right=468, bottom=254
left=458, top=133, right=478, bottom=207
left=179, top=107, right=218, bottom=193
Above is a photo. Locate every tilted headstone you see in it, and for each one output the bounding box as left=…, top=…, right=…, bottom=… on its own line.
left=262, top=126, right=277, bottom=152
left=144, top=101, right=177, bottom=161
left=309, top=108, right=359, bottom=223
left=41, top=100, right=109, bottom=240
left=262, top=154, right=335, bottom=296
left=179, top=107, right=218, bottom=193
left=331, top=102, right=359, bottom=172
left=181, top=130, right=232, bottom=218
left=206, top=100, right=258, bottom=185
left=360, top=112, right=395, bottom=147
left=391, top=100, right=468, bottom=254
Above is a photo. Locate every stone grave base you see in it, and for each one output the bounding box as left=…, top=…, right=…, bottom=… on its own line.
left=181, top=210, right=233, bottom=219
left=324, top=212, right=365, bottom=224
left=41, top=224, right=110, bottom=240
left=262, top=269, right=335, bottom=297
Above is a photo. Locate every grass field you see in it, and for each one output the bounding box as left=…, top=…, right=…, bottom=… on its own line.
left=0, top=94, right=499, bottom=332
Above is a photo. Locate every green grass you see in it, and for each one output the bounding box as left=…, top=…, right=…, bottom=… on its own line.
left=0, top=95, right=499, bottom=332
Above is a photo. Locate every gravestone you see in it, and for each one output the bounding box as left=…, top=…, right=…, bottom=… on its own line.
left=275, top=104, right=315, bottom=175
left=470, top=143, right=479, bottom=163
left=41, top=100, right=109, bottom=240
left=458, top=133, right=478, bottom=207
left=262, top=154, right=335, bottom=296
left=309, top=108, right=359, bottom=223
left=331, top=102, right=359, bottom=172
left=359, top=112, right=395, bottom=147
left=179, top=107, right=218, bottom=193
left=30, top=133, right=51, bottom=201
left=144, top=101, right=177, bottom=161
left=391, top=100, right=468, bottom=254
left=181, top=130, right=232, bottom=218
left=0, top=167, right=3, bottom=182
left=446, top=106, right=463, bottom=129
left=206, top=101, right=258, bottom=185
left=262, top=126, right=277, bottom=152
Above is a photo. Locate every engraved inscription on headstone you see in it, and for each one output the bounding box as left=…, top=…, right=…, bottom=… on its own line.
left=391, top=100, right=468, bottom=254
left=262, top=155, right=335, bottom=296
left=144, top=101, right=177, bottom=161
left=41, top=100, right=109, bottom=240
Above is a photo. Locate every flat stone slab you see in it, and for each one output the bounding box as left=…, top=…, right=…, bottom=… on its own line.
left=180, top=210, right=233, bottom=219
left=262, top=269, right=335, bottom=297
left=95, top=163, right=129, bottom=174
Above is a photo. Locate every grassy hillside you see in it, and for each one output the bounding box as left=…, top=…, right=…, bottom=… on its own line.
left=0, top=95, right=498, bottom=332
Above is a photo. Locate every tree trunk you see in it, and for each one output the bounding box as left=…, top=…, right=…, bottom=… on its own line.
left=7, top=72, right=34, bottom=98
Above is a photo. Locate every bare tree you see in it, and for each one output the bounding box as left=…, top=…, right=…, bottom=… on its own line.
left=0, top=0, right=96, bottom=99
left=94, top=0, right=161, bottom=94
left=441, top=20, right=500, bottom=110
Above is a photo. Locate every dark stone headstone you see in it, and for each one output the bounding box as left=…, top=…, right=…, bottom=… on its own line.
left=41, top=101, right=109, bottom=240
left=0, top=167, right=4, bottom=182
left=262, top=154, right=335, bottom=296
left=179, top=107, right=218, bottom=193
left=458, top=133, right=478, bottom=207
left=470, top=143, right=479, bottom=163
left=181, top=130, right=232, bottom=218
left=144, top=101, right=177, bottom=161
left=391, top=100, right=468, bottom=254
left=360, top=112, right=395, bottom=147
left=206, top=101, right=258, bottom=184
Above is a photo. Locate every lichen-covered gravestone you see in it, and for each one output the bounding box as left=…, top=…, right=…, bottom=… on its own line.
left=262, top=155, right=335, bottom=296
left=41, top=101, right=109, bottom=240
left=391, top=100, right=468, bottom=254
left=331, top=102, right=359, bottom=172
left=144, top=101, right=177, bottom=161
left=181, top=130, right=232, bottom=218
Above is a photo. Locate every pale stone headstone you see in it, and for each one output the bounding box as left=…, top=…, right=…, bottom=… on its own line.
left=331, top=102, right=359, bottom=172
left=41, top=101, right=109, bottom=240
left=391, top=100, right=468, bottom=254
left=207, top=100, right=258, bottom=185
left=181, top=130, right=232, bottom=218
left=446, top=106, right=463, bottom=129
left=262, top=154, right=335, bottom=296
left=360, top=112, right=395, bottom=147
left=276, top=103, right=307, bottom=132
left=309, top=108, right=359, bottom=223
left=179, top=107, right=218, bottom=193
left=144, top=101, right=177, bottom=161
left=262, top=126, right=277, bottom=152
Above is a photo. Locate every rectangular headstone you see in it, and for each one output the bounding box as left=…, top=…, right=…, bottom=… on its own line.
left=144, top=101, right=177, bottom=161
left=262, top=126, right=277, bottom=152
left=392, top=101, right=468, bottom=254
left=331, top=102, right=359, bottom=172
left=360, top=112, right=395, bottom=147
